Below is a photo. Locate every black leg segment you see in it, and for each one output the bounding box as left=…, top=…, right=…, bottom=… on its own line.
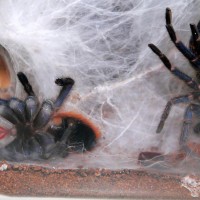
left=148, top=44, right=199, bottom=90
left=165, top=8, right=200, bottom=70
left=54, top=78, right=74, bottom=108
left=17, top=72, right=35, bottom=96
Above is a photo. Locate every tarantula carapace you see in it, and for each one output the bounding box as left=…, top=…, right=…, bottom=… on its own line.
left=139, top=8, right=200, bottom=164
left=0, top=72, right=98, bottom=161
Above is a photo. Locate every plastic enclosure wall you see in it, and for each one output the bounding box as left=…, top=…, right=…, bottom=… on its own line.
left=0, top=0, right=200, bottom=198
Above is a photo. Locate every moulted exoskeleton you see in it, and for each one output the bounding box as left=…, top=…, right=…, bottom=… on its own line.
left=0, top=72, right=99, bottom=161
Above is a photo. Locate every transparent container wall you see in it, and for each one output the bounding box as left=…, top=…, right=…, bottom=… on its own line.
left=0, top=0, right=200, bottom=198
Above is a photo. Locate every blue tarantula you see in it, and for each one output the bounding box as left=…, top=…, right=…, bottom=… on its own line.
left=148, top=8, right=200, bottom=156
left=139, top=8, right=200, bottom=164
left=0, top=72, right=97, bottom=161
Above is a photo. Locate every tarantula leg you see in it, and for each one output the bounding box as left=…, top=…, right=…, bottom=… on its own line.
left=17, top=72, right=35, bottom=96
left=0, top=104, right=20, bottom=124
left=190, top=24, right=199, bottom=41
left=8, top=98, right=26, bottom=123
left=17, top=72, right=39, bottom=122
left=0, top=116, right=14, bottom=130
left=56, top=120, right=76, bottom=158
left=0, top=99, right=19, bottom=124
left=47, top=120, right=67, bottom=142
left=29, top=138, right=44, bottom=158
left=190, top=24, right=200, bottom=55
left=190, top=103, right=200, bottom=134
left=54, top=78, right=74, bottom=108
left=33, top=100, right=54, bottom=129
left=60, top=119, right=76, bottom=143
left=43, top=121, right=76, bottom=159
left=149, top=44, right=199, bottom=90
left=157, top=95, right=191, bottom=133
left=33, top=78, right=74, bottom=130
left=4, top=96, right=36, bottom=124
left=22, top=137, right=42, bottom=157
left=194, top=122, right=200, bottom=134
left=34, top=132, right=55, bottom=157
left=165, top=8, right=200, bottom=70
left=35, top=132, right=55, bottom=146
left=25, top=96, right=38, bottom=122
left=179, top=104, right=200, bottom=156
left=180, top=104, right=192, bottom=147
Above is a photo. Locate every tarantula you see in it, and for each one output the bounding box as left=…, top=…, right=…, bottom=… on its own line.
left=0, top=72, right=97, bottom=161
left=139, top=8, right=200, bottom=164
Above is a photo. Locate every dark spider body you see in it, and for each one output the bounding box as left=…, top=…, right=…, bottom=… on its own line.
left=146, top=8, right=200, bottom=159
left=0, top=72, right=97, bottom=161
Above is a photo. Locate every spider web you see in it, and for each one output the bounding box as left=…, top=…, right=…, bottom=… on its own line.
left=0, top=0, right=200, bottom=173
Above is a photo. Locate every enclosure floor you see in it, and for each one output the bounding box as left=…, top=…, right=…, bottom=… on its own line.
left=0, top=162, right=196, bottom=199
